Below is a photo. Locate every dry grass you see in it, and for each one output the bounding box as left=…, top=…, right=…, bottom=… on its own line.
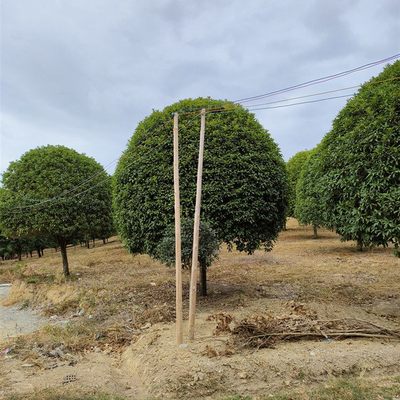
left=1, top=220, right=399, bottom=358
left=1, top=220, right=400, bottom=399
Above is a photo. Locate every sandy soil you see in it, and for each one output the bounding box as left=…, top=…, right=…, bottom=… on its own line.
left=122, top=313, right=400, bottom=399
left=0, top=219, right=399, bottom=399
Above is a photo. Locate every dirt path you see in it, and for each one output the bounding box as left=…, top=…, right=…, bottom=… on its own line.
left=0, top=284, right=45, bottom=341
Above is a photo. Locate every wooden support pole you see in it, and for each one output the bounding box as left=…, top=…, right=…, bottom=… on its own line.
left=173, top=112, right=183, bottom=346
left=188, top=108, right=206, bottom=340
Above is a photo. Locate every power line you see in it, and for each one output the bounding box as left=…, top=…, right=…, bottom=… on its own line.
left=235, top=53, right=399, bottom=104
left=247, top=93, right=354, bottom=112
left=205, top=93, right=354, bottom=115
left=244, top=86, right=358, bottom=108
left=179, top=53, right=400, bottom=116
left=240, top=76, right=400, bottom=109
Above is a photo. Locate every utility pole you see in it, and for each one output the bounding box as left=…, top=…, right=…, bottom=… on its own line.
left=173, top=112, right=183, bottom=345
left=188, top=108, right=206, bottom=340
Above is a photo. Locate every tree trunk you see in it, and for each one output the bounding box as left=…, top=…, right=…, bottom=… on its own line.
left=357, top=239, right=364, bottom=252
left=394, top=242, right=400, bottom=258
left=102, top=238, right=106, bottom=245
left=86, top=240, right=90, bottom=249
left=92, top=238, right=95, bottom=247
left=200, top=264, right=207, bottom=297
left=313, top=225, right=318, bottom=239
left=59, top=238, right=70, bottom=277
left=37, top=248, right=41, bottom=258
left=41, top=248, right=44, bottom=256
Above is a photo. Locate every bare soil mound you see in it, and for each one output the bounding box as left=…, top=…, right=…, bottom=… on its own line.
left=122, top=312, right=400, bottom=399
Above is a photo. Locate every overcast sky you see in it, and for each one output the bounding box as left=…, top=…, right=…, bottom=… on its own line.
left=1, top=0, right=399, bottom=174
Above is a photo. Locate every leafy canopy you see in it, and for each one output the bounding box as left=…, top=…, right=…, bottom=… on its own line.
left=0, top=145, right=113, bottom=246
left=113, top=97, right=288, bottom=257
left=286, top=150, right=311, bottom=217
left=156, top=219, right=220, bottom=270
left=295, top=147, right=326, bottom=229
left=316, top=61, right=400, bottom=250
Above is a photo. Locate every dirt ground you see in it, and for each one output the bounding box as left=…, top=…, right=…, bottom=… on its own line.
left=0, top=219, right=399, bottom=399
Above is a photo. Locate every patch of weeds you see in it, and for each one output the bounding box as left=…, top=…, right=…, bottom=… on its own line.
left=296, top=369, right=307, bottom=381
left=81, top=293, right=97, bottom=309
left=20, top=272, right=55, bottom=285
left=25, top=276, right=40, bottom=284
left=5, top=389, right=127, bottom=400
left=19, top=299, right=30, bottom=309
left=260, top=378, right=400, bottom=400
left=53, top=273, right=80, bottom=284
left=0, top=261, right=26, bottom=280
left=332, top=363, right=362, bottom=378
left=44, top=298, right=80, bottom=316
left=41, top=321, right=97, bottom=351
left=8, top=319, right=109, bottom=361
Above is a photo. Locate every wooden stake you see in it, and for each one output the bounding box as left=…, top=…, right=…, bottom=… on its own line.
left=188, top=108, right=206, bottom=340
left=173, top=112, right=183, bottom=346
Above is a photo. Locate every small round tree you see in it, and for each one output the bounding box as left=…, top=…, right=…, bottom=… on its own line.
left=114, top=98, right=288, bottom=291
left=286, top=150, right=311, bottom=218
left=295, top=147, right=326, bottom=238
left=0, top=145, right=113, bottom=275
left=156, top=220, right=219, bottom=296
left=317, top=61, right=400, bottom=252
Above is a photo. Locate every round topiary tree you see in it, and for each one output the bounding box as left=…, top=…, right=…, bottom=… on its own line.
left=0, top=145, right=113, bottom=275
left=286, top=150, right=311, bottom=218
left=113, top=97, right=288, bottom=290
left=156, top=219, right=219, bottom=296
left=317, top=61, right=400, bottom=252
left=295, top=147, right=326, bottom=238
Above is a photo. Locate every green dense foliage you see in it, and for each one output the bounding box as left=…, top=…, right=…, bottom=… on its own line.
left=298, top=61, right=400, bottom=251
left=294, top=148, right=326, bottom=237
left=286, top=150, right=311, bottom=217
left=156, top=219, right=220, bottom=296
left=114, top=97, right=287, bottom=264
left=0, top=233, right=49, bottom=261
left=0, top=145, right=113, bottom=274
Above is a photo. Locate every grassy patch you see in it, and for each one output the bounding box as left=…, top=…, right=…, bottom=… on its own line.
left=24, top=274, right=56, bottom=285
left=5, top=389, right=126, bottom=400
left=0, top=261, right=26, bottom=281
left=224, top=378, right=400, bottom=400
left=43, top=298, right=80, bottom=316
left=8, top=320, right=99, bottom=361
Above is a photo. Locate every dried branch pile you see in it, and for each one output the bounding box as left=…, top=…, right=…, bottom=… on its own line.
left=233, top=315, right=400, bottom=349
left=208, top=310, right=400, bottom=350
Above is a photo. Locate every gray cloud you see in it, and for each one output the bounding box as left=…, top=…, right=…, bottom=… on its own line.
left=1, top=0, right=399, bottom=174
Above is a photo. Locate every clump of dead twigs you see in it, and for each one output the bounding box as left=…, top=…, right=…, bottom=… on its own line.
left=208, top=308, right=400, bottom=350
left=233, top=315, right=400, bottom=349
left=207, top=312, right=234, bottom=335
